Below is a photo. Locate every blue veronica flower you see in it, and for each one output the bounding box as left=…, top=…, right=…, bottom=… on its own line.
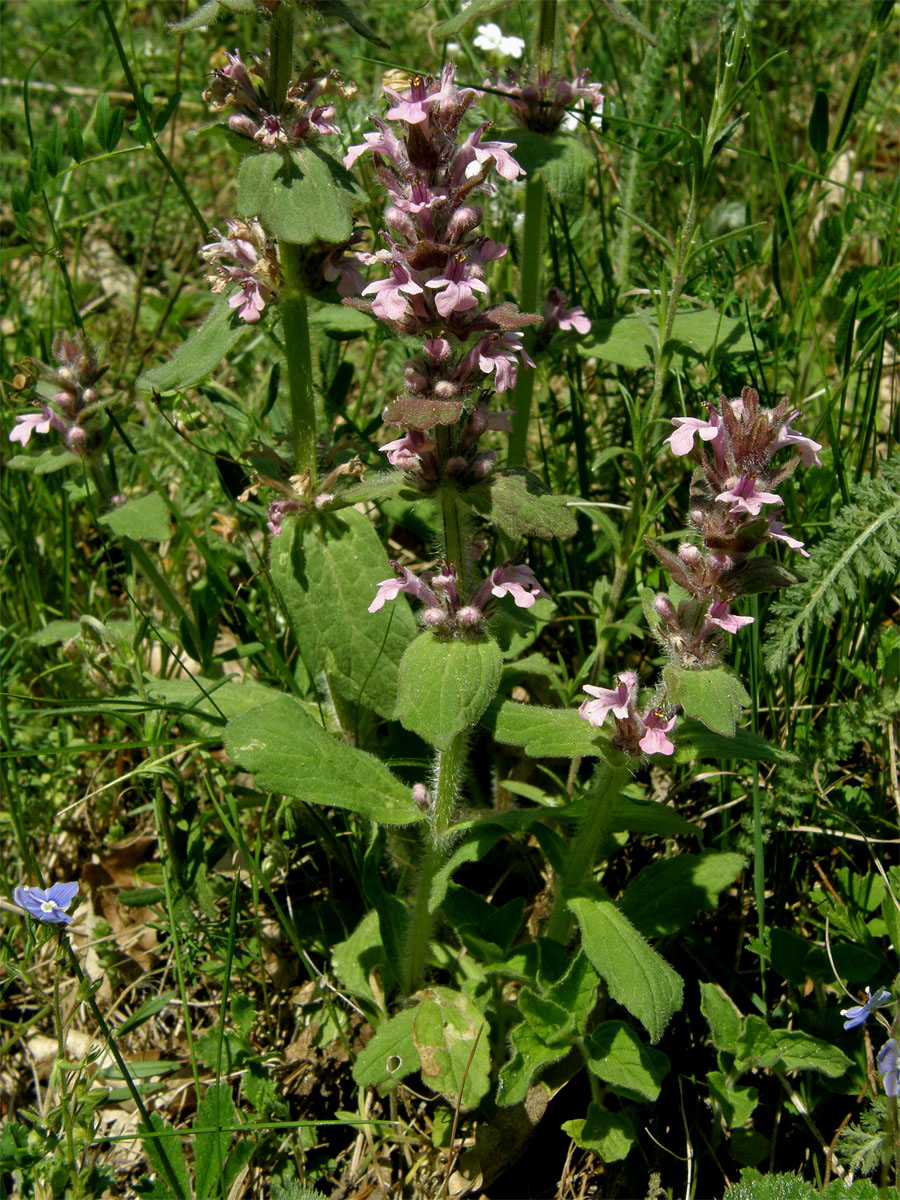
left=877, top=1039, right=899, bottom=1099
left=840, top=986, right=892, bottom=1030
left=12, top=882, right=79, bottom=925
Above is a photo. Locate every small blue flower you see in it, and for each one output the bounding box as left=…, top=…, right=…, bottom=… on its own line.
left=12, top=882, right=79, bottom=925
left=877, top=1039, right=899, bottom=1098
left=840, top=986, right=892, bottom=1030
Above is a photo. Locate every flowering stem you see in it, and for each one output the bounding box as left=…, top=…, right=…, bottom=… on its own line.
left=279, top=242, right=318, bottom=482
left=544, top=761, right=629, bottom=942
left=268, top=0, right=294, bottom=112
left=507, top=173, right=545, bottom=466
left=435, top=424, right=470, bottom=595
left=402, top=730, right=468, bottom=997
left=52, top=947, right=81, bottom=1199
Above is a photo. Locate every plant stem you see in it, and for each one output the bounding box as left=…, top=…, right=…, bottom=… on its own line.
left=544, top=761, right=629, bottom=942
left=279, top=242, right=318, bottom=482
left=52, top=952, right=81, bottom=1199
left=268, top=0, right=294, bottom=111
left=402, top=730, right=468, bottom=997
left=507, top=172, right=545, bottom=467
left=435, top=425, right=470, bottom=595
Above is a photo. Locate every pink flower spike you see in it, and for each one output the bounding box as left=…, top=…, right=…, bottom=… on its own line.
left=638, top=711, right=677, bottom=756
left=9, top=410, right=52, bottom=446
left=666, top=416, right=720, bottom=456
left=716, top=475, right=783, bottom=516
left=578, top=672, right=637, bottom=727
left=707, top=598, right=755, bottom=634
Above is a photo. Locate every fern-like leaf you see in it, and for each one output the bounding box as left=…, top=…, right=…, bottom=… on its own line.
left=764, top=460, right=900, bottom=673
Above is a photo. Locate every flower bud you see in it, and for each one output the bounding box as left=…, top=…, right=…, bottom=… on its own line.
left=470, top=451, right=495, bottom=478
left=65, top=426, right=88, bottom=455
left=446, top=456, right=468, bottom=475
left=447, top=205, right=483, bottom=243
left=456, top=605, right=484, bottom=631
left=412, top=783, right=431, bottom=810
left=654, top=594, right=677, bottom=623
left=434, top=380, right=458, bottom=401
left=81, top=387, right=98, bottom=406
left=404, top=364, right=429, bottom=393
left=679, top=543, right=702, bottom=566
left=421, top=606, right=452, bottom=634
left=385, top=206, right=417, bottom=242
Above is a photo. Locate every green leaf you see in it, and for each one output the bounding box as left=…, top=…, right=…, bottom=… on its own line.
left=412, top=987, right=490, bottom=1111
left=517, top=988, right=574, bottom=1045
left=441, top=885, right=525, bottom=963
left=396, top=633, right=502, bottom=749
left=7, top=447, right=73, bottom=474
left=466, top=469, right=578, bottom=539
left=432, top=0, right=515, bottom=37
left=584, top=1022, right=669, bottom=1103
left=137, top=299, right=251, bottom=394
left=620, top=852, right=744, bottom=937
left=67, top=107, right=84, bottom=163
left=607, top=795, right=698, bottom=837
left=568, top=891, right=684, bottom=1042
left=116, top=991, right=176, bottom=1038
left=674, top=719, right=792, bottom=764
left=707, top=1070, right=758, bottom=1129
left=480, top=698, right=607, bottom=758
left=699, top=982, right=742, bottom=1053
left=236, top=147, right=361, bottom=245
left=495, top=1020, right=572, bottom=1108
left=735, top=1016, right=852, bottom=1078
left=355, top=1008, right=422, bottom=1094
left=98, top=493, right=170, bottom=542
left=663, top=665, right=750, bottom=737
left=561, top=1103, right=636, bottom=1162
left=142, top=1115, right=191, bottom=1200
left=581, top=309, right=751, bottom=370
left=547, top=951, right=600, bottom=1035
left=271, top=510, right=417, bottom=719
left=313, top=0, right=388, bottom=46
left=331, top=909, right=384, bottom=1006
left=26, top=619, right=81, bottom=647
left=498, top=128, right=596, bottom=198
left=225, top=696, right=423, bottom=825
left=428, top=825, right=506, bottom=913
left=193, top=1084, right=235, bottom=1200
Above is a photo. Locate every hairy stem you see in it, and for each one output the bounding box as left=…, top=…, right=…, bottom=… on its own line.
left=279, top=243, right=318, bottom=481
left=544, top=761, right=629, bottom=942
left=402, top=730, right=468, bottom=997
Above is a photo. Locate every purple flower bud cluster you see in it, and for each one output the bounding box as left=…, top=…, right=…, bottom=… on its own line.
left=647, top=386, right=822, bottom=666
left=201, top=217, right=282, bottom=323
left=369, top=558, right=549, bottom=635
left=579, top=671, right=677, bottom=757
left=488, top=67, right=604, bottom=134
left=204, top=50, right=353, bottom=150
left=343, top=64, right=539, bottom=430
left=8, top=333, right=108, bottom=455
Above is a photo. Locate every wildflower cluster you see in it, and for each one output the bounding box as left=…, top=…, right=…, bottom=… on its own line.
left=380, top=396, right=513, bottom=489
left=204, top=49, right=352, bottom=150
left=201, top=217, right=282, bottom=323
left=648, top=386, right=821, bottom=668
left=488, top=67, right=604, bottom=133
left=578, top=387, right=821, bottom=758
left=9, top=333, right=108, bottom=456
left=370, top=558, right=549, bottom=635
left=343, top=64, right=538, bottom=430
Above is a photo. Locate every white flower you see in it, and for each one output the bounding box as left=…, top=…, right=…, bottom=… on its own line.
left=473, top=22, right=525, bottom=60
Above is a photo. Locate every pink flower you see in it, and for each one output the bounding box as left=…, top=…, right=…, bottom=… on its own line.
left=667, top=415, right=722, bottom=456
left=228, top=277, right=267, bottom=322
left=473, top=562, right=550, bottom=609
left=343, top=120, right=407, bottom=171
left=541, top=287, right=590, bottom=336
left=716, top=475, right=783, bottom=517
left=579, top=672, right=637, bottom=727
left=768, top=519, right=809, bottom=557
left=466, top=332, right=535, bottom=393
left=369, top=564, right=439, bottom=613
left=381, top=428, right=435, bottom=469
left=706, top=598, right=755, bottom=634
left=638, top=711, right=677, bottom=756
left=267, top=500, right=300, bottom=535
left=9, top=410, right=53, bottom=446
left=770, top=414, right=823, bottom=467
left=363, top=263, right=424, bottom=321
left=452, top=123, right=524, bottom=183
left=425, top=257, right=489, bottom=317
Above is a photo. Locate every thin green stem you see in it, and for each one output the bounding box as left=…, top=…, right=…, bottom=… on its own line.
left=279, top=243, right=318, bottom=481
left=544, top=761, right=630, bottom=943
left=52, top=955, right=81, bottom=1199
left=62, top=940, right=188, bottom=1198
left=507, top=173, right=546, bottom=466
left=402, top=730, right=468, bottom=997
left=268, top=0, right=294, bottom=111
